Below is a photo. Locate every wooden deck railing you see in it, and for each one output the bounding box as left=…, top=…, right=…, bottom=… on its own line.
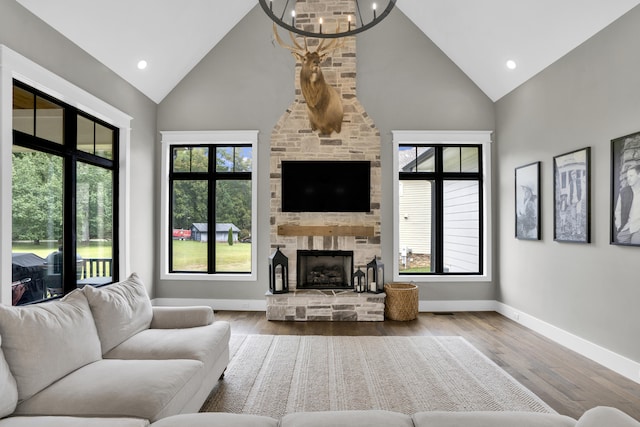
left=81, top=258, right=112, bottom=279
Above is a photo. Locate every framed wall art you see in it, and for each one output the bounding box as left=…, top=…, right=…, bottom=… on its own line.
left=611, top=131, right=640, bottom=246
left=553, top=147, right=590, bottom=243
left=515, top=161, right=540, bottom=240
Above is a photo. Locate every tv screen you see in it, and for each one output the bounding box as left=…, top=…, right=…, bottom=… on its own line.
left=281, top=160, right=371, bottom=212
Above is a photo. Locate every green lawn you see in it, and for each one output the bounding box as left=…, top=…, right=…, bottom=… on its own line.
left=172, top=240, right=251, bottom=272
left=12, top=241, right=113, bottom=260
left=13, top=240, right=250, bottom=272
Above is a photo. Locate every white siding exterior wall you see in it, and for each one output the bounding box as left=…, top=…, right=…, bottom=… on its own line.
left=443, top=180, right=479, bottom=272
left=398, top=180, right=432, bottom=256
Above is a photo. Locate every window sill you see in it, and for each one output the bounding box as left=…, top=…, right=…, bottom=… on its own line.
left=160, top=272, right=256, bottom=282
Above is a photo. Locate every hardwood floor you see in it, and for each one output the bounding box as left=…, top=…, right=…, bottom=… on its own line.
left=213, top=310, right=640, bottom=421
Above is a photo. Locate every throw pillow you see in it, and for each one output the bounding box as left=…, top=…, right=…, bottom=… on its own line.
left=0, top=335, right=19, bottom=417
left=0, top=290, right=102, bottom=402
left=83, top=272, right=153, bottom=354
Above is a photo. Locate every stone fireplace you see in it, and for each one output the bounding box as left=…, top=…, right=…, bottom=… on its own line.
left=267, top=0, right=384, bottom=321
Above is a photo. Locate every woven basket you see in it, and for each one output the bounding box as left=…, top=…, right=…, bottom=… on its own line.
left=384, top=282, right=419, bottom=321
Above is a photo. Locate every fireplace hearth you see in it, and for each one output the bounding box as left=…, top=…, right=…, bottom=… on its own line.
left=297, top=250, right=354, bottom=290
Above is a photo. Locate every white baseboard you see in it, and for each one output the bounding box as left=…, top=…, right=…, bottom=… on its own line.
left=151, top=297, right=640, bottom=385
left=495, top=302, right=640, bottom=385
left=419, top=299, right=497, bottom=312
left=152, top=298, right=267, bottom=311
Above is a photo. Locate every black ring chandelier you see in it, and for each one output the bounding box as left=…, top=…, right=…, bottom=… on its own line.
left=259, top=0, right=397, bottom=38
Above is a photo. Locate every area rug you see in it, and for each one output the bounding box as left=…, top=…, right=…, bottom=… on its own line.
left=201, top=335, right=554, bottom=418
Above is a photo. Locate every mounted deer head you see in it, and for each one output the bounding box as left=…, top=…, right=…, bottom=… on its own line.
left=273, top=23, right=345, bottom=136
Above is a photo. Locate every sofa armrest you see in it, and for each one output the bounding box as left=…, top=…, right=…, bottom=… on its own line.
left=576, top=407, right=640, bottom=427
left=150, top=306, right=214, bottom=329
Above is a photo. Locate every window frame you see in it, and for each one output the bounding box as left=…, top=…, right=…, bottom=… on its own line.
left=160, top=131, right=258, bottom=281
left=12, top=80, right=120, bottom=298
left=0, top=44, right=132, bottom=305
left=392, top=131, right=493, bottom=282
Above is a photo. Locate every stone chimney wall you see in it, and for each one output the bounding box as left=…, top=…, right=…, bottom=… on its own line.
left=269, top=0, right=381, bottom=289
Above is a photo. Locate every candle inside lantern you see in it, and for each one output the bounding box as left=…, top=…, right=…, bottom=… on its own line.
left=370, top=281, right=376, bottom=292
left=275, top=273, right=283, bottom=291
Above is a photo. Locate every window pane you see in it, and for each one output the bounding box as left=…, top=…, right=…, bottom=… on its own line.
left=461, top=147, right=479, bottom=172
left=215, top=180, right=252, bottom=272
left=173, top=147, right=208, bottom=173
left=13, top=85, right=34, bottom=135
left=235, top=146, right=253, bottom=172
left=416, top=147, right=435, bottom=172
left=216, top=147, right=234, bottom=172
left=95, top=123, right=114, bottom=160
left=35, top=96, right=63, bottom=144
left=443, top=147, right=461, bottom=172
left=171, top=180, right=208, bottom=272
left=443, top=180, right=480, bottom=273
left=77, top=115, right=94, bottom=154
left=398, top=180, right=433, bottom=273
left=77, top=162, right=113, bottom=286
left=11, top=148, right=63, bottom=305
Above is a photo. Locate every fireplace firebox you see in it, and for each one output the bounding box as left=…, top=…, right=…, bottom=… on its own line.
left=297, top=250, right=354, bottom=290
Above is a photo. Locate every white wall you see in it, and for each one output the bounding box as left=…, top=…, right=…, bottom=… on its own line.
left=496, top=5, right=640, bottom=369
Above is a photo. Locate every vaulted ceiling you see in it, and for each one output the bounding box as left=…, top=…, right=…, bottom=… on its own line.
left=15, top=0, right=640, bottom=103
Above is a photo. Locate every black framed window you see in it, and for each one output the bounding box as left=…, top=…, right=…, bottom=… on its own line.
left=11, top=80, right=118, bottom=305
left=169, top=144, right=253, bottom=274
left=397, top=144, right=483, bottom=275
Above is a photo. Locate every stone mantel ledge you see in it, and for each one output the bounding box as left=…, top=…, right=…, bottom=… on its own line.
left=266, top=290, right=385, bottom=322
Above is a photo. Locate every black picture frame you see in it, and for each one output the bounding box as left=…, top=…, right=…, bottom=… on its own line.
left=553, top=147, right=591, bottom=243
left=515, top=161, right=541, bottom=240
left=611, top=131, right=640, bottom=246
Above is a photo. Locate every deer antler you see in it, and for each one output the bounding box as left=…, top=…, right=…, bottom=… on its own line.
left=273, top=22, right=346, bottom=57
left=317, top=22, right=346, bottom=56
left=273, top=23, right=307, bottom=56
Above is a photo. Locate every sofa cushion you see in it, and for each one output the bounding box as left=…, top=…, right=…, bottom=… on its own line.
left=412, top=411, right=577, bottom=427
left=151, top=413, right=279, bottom=427
left=0, top=335, right=19, bottom=418
left=104, top=321, right=231, bottom=372
left=14, top=359, right=203, bottom=423
left=281, top=410, right=414, bottom=427
left=0, top=417, right=149, bottom=427
left=83, top=272, right=153, bottom=354
left=150, top=306, right=214, bottom=329
left=0, top=290, right=102, bottom=402
left=575, top=406, right=640, bottom=427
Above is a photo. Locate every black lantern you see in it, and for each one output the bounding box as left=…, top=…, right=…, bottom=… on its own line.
left=366, top=257, right=384, bottom=293
left=269, top=247, right=289, bottom=294
left=352, top=267, right=366, bottom=293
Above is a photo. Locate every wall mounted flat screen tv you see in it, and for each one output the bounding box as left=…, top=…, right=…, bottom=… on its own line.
left=281, top=160, right=371, bottom=212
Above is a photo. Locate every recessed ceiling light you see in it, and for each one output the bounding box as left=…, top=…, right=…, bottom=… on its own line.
left=506, top=60, right=517, bottom=70
left=137, top=60, right=148, bottom=70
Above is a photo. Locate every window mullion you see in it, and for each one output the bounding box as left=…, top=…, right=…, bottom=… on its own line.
left=63, top=110, right=77, bottom=294
left=208, top=145, right=215, bottom=274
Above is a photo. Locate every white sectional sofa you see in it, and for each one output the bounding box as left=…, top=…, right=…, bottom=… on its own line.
left=151, top=407, right=640, bottom=427
left=0, top=273, right=230, bottom=426
left=1, top=273, right=638, bottom=426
